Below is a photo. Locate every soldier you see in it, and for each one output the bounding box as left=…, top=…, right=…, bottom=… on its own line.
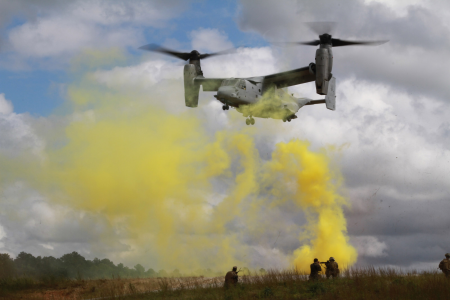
left=310, top=258, right=322, bottom=281
left=438, top=253, right=450, bottom=277
left=224, top=266, right=239, bottom=288
left=323, top=257, right=339, bottom=278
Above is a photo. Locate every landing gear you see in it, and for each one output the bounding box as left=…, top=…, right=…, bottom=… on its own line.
left=282, top=115, right=297, bottom=123
left=222, top=104, right=230, bottom=110
left=246, top=116, right=255, bottom=125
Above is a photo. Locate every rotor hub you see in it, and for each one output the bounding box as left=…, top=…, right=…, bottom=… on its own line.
left=190, top=50, right=201, bottom=60
left=319, top=34, right=332, bottom=45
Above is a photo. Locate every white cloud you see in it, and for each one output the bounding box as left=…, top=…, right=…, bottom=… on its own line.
left=190, top=28, right=234, bottom=53
left=69, top=0, right=186, bottom=27
left=93, top=59, right=182, bottom=89
left=250, top=245, right=291, bottom=269
left=0, top=112, right=45, bottom=158
left=1, top=0, right=190, bottom=68
left=0, top=224, right=6, bottom=240
left=9, top=17, right=141, bottom=58
left=0, top=94, right=13, bottom=115
left=39, top=243, right=54, bottom=250
left=351, top=236, right=388, bottom=257
left=363, top=0, right=428, bottom=16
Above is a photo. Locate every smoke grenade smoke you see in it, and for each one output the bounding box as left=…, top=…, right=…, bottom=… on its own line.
left=266, top=141, right=357, bottom=271
left=0, top=51, right=357, bottom=272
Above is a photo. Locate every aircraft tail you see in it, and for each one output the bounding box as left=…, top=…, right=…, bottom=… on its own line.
left=325, top=77, right=336, bottom=111
left=301, top=77, right=336, bottom=110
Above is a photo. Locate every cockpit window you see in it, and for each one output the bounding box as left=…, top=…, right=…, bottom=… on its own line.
left=222, top=79, right=239, bottom=86
left=238, top=80, right=246, bottom=90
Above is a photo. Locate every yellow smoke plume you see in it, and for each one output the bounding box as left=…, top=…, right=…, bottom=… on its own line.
left=0, top=52, right=357, bottom=272
left=236, top=87, right=296, bottom=120
left=266, top=141, right=357, bottom=271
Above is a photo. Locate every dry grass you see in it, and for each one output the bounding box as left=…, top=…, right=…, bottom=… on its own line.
left=1, top=267, right=449, bottom=300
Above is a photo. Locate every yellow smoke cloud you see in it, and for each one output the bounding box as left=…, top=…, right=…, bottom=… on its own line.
left=236, top=87, right=297, bottom=120
left=266, top=141, right=357, bottom=271
left=0, top=52, right=356, bottom=272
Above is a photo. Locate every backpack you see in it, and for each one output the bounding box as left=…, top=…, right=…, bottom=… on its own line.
left=439, top=260, right=446, bottom=271
left=327, top=261, right=336, bottom=271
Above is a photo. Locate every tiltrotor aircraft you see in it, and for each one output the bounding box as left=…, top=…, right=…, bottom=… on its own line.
left=140, top=31, right=386, bottom=125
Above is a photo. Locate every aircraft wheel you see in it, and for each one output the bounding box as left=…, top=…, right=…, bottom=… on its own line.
left=245, top=119, right=250, bottom=125
left=226, top=105, right=230, bottom=110
left=222, top=105, right=227, bottom=111
left=250, top=118, right=255, bottom=125
left=287, top=118, right=291, bottom=122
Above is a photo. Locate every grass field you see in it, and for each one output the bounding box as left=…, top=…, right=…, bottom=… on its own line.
left=1, top=267, right=449, bottom=299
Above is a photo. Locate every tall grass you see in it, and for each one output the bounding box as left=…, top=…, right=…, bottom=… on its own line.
left=1, top=267, right=449, bottom=299
left=124, top=267, right=450, bottom=300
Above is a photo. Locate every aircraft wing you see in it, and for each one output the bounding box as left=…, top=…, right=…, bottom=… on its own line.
left=194, top=78, right=226, bottom=91
left=262, top=66, right=315, bottom=89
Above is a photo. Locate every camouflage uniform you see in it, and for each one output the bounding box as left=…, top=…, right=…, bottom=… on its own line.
left=310, top=260, right=322, bottom=281
left=325, top=257, right=339, bottom=278
left=439, top=254, right=450, bottom=278
left=224, top=266, right=238, bottom=288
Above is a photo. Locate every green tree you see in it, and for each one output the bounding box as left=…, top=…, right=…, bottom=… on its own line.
left=14, top=252, right=39, bottom=277
left=134, top=264, right=145, bottom=277
left=60, top=252, right=87, bottom=278
left=0, top=253, right=15, bottom=279
left=146, top=268, right=156, bottom=277
left=171, top=269, right=181, bottom=277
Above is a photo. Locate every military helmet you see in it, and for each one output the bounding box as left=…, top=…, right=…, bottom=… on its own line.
left=445, top=253, right=450, bottom=258
left=232, top=266, right=237, bottom=271
left=330, top=257, right=335, bottom=261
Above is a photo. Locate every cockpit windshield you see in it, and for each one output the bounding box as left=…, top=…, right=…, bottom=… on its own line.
left=222, top=79, right=239, bottom=86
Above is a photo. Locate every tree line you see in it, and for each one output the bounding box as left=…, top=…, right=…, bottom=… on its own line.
left=0, top=252, right=226, bottom=280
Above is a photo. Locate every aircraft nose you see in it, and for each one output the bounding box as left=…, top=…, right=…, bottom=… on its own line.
left=217, top=86, right=237, bottom=100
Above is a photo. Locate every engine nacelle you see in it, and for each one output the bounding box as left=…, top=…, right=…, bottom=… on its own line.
left=315, top=48, right=330, bottom=95
left=184, top=64, right=200, bottom=107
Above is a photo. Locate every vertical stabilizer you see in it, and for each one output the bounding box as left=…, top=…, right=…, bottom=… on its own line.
left=325, top=77, right=336, bottom=111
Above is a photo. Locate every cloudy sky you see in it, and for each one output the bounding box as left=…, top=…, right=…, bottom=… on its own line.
left=0, top=0, right=449, bottom=272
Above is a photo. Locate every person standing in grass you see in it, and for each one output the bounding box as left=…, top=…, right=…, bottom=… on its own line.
left=224, top=266, right=239, bottom=288
left=324, top=257, right=339, bottom=278
left=310, top=258, right=322, bottom=281
left=439, top=253, right=450, bottom=277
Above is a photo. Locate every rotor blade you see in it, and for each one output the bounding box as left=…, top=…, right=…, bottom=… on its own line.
left=305, top=22, right=336, bottom=35
left=198, top=47, right=238, bottom=59
left=331, top=39, right=389, bottom=47
left=139, top=44, right=191, bottom=61
left=271, top=40, right=320, bottom=46
left=297, top=40, right=321, bottom=46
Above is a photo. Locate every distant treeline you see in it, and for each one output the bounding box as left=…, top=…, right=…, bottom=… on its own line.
left=0, top=252, right=231, bottom=280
